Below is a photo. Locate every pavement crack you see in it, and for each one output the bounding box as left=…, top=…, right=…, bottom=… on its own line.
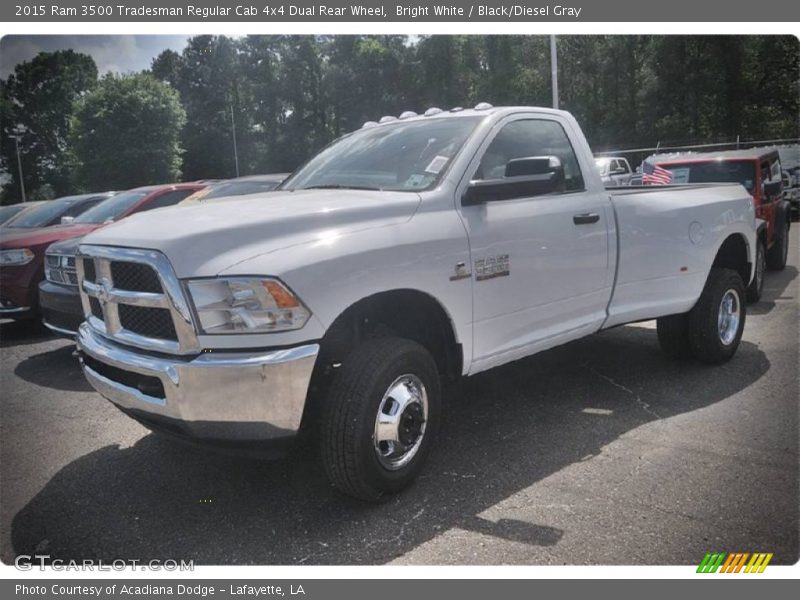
left=586, top=365, right=662, bottom=419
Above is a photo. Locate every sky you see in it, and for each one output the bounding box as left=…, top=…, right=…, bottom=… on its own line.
left=0, top=35, right=190, bottom=77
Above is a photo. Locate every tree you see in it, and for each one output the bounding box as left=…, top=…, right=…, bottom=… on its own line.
left=0, top=50, right=97, bottom=202
left=151, top=49, right=183, bottom=88
left=170, top=35, right=251, bottom=180
left=70, top=73, right=186, bottom=190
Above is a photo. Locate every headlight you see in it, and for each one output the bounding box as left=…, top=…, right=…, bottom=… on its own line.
left=186, top=277, right=311, bottom=334
left=0, top=248, right=35, bottom=266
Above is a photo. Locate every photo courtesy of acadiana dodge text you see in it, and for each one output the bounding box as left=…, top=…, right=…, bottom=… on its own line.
left=0, top=34, right=797, bottom=567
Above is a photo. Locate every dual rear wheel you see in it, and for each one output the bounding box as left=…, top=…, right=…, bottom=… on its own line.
left=657, top=268, right=746, bottom=364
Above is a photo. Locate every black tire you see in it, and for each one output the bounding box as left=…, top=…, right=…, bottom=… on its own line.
left=687, top=268, right=746, bottom=364
left=656, top=314, right=691, bottom=359
left=766, top=223, right=789, bottom=271
left=746, top=238, right=766, bottom=303
left=320, top=336, right=441, bottom=501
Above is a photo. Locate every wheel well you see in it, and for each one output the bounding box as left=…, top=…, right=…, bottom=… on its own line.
left=300, top=290, right=462, bottom=430
left=319, top=289, right=461, bottom=378
left=712, top=234, right=750, bottom=284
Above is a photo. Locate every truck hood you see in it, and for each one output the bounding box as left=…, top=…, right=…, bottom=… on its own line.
left=81, top=189, right=422, bottom=277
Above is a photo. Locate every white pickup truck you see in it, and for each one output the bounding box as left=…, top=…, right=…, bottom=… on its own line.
left=75, top=105, right=757, bottom=500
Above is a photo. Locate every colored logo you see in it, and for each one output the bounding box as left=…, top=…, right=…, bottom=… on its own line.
left=697, top=552, right=773, bottom=573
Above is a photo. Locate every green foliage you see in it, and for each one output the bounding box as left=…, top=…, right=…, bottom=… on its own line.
left=3, top=35, right=797, bottom=196
left=70, top=73, right=186, bottom=190
left=0, top=50, right=97, bottom=202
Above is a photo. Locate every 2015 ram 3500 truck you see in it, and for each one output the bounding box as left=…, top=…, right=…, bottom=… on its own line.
left=75, top=105, right=757, bottom=500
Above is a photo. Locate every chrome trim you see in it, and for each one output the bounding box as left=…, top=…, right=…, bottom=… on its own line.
left=45, top=252, right=79, bottom=286
left=77, top=245, right=200, bottom=354
left=42, top=320, right=77, bottom=337
left=0, top=306, right=31, bottom=314
left=76, top=323, right=319, bottom=442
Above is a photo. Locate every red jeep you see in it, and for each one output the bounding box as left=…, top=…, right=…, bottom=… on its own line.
left=651, top=148, right=791, bottom=302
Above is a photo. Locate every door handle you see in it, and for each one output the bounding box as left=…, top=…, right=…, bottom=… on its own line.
left=573, top=213, right=600, bottom=225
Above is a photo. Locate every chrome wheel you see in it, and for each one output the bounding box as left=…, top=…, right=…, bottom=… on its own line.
left=373, top=374, right=428, bottom=471
left=718, top=289, right=741, bottom=346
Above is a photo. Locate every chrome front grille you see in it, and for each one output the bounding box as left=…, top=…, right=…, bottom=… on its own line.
left=77, top=245, right=200, bottom=355
left=45, top=253, right=79, bottom=286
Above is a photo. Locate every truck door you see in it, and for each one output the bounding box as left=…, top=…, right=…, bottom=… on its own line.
left=457, top=116, right=614, bottom=372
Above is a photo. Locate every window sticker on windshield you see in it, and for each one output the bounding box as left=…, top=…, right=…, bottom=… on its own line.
left=669, top=167, right=690, bottom=184
left=425, top=155, right=449, bottom=174
left=405, top=174, right=430, bottom=188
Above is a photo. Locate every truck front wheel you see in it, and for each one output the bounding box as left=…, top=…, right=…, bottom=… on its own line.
left=687, top=268, right=746, bottom=364
left=320, top=336, right=441, bottom=501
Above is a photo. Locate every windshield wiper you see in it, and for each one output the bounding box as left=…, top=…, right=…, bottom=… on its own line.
left=299, top=184, right=384, bottom=191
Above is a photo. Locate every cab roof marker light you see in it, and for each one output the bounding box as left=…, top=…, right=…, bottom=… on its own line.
left=398, top=111, right=418, bottom=120
left=449, top=106, right=464, bottom=112
left=424, top=107, right=443, bottom=116
left=474, top=102, right=494, bottom=110
left=379, top=116, right=398, bottom=123
left=362, top=121, right=378, bottom=129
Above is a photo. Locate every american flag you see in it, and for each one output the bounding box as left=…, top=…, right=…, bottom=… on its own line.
left=642, top=161, right=674, bottom=185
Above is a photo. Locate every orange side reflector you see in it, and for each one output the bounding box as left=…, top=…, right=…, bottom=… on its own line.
left=263, top=281, right=299, bottom=309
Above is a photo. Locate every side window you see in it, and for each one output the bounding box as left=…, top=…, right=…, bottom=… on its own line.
left=621, top=160, right=631, bottom=173
left=760, top=161, right=772, bottom=184
left=138, top=190, right=195, bottom=212
left=770, top=158, right=782, bottom=181
left=63, top=199, right=101, bottom=218
left=474, top=119, right=585, bottom=192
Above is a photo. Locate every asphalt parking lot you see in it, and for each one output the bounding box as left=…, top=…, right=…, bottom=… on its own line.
left=1, top=233, right=797, bottom=567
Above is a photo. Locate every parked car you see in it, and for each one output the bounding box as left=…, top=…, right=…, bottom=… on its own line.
left=0, top=202, right=45, bottom=226
left=180, top=174, right=289, bottom=205
left=74, top=105, right=756, bottom=501
left=777, top=146, right=800, bottom=221
left=0, top=193, right=113, bottom=234
left=2, top=184, right=204, bottom=323
left=649, top=148, right=791, bottom=303
left=594, top=156, right=634, bottom=186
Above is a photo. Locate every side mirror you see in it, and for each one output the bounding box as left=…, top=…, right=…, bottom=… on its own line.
left=610, top=167, right=626, bottom=175
left=60, top=216, right=75, bottom=225
left=763, top=180, right=782, bottom=199
left=463, top=156, right=565, bottom=206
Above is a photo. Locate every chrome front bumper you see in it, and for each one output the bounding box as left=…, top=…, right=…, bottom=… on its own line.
left=76, top=323, right=319, bottom=443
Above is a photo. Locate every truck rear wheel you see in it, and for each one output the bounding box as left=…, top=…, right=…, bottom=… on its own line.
left=746, top=238, right=765, bottom=303
left=656, top=314, right=691, bottom=359
left=687, top=268, right=746, bottom=364
left=320, top=336, right=441, bottom=501
left=766, top=223, right=789, bottom=271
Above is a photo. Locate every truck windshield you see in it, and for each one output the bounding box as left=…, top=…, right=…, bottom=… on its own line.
left=74, top=190, right=149, bottom=224
left=282, top=117, right=483, bottom=192
left=661, top=161, right=756, bottom=194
